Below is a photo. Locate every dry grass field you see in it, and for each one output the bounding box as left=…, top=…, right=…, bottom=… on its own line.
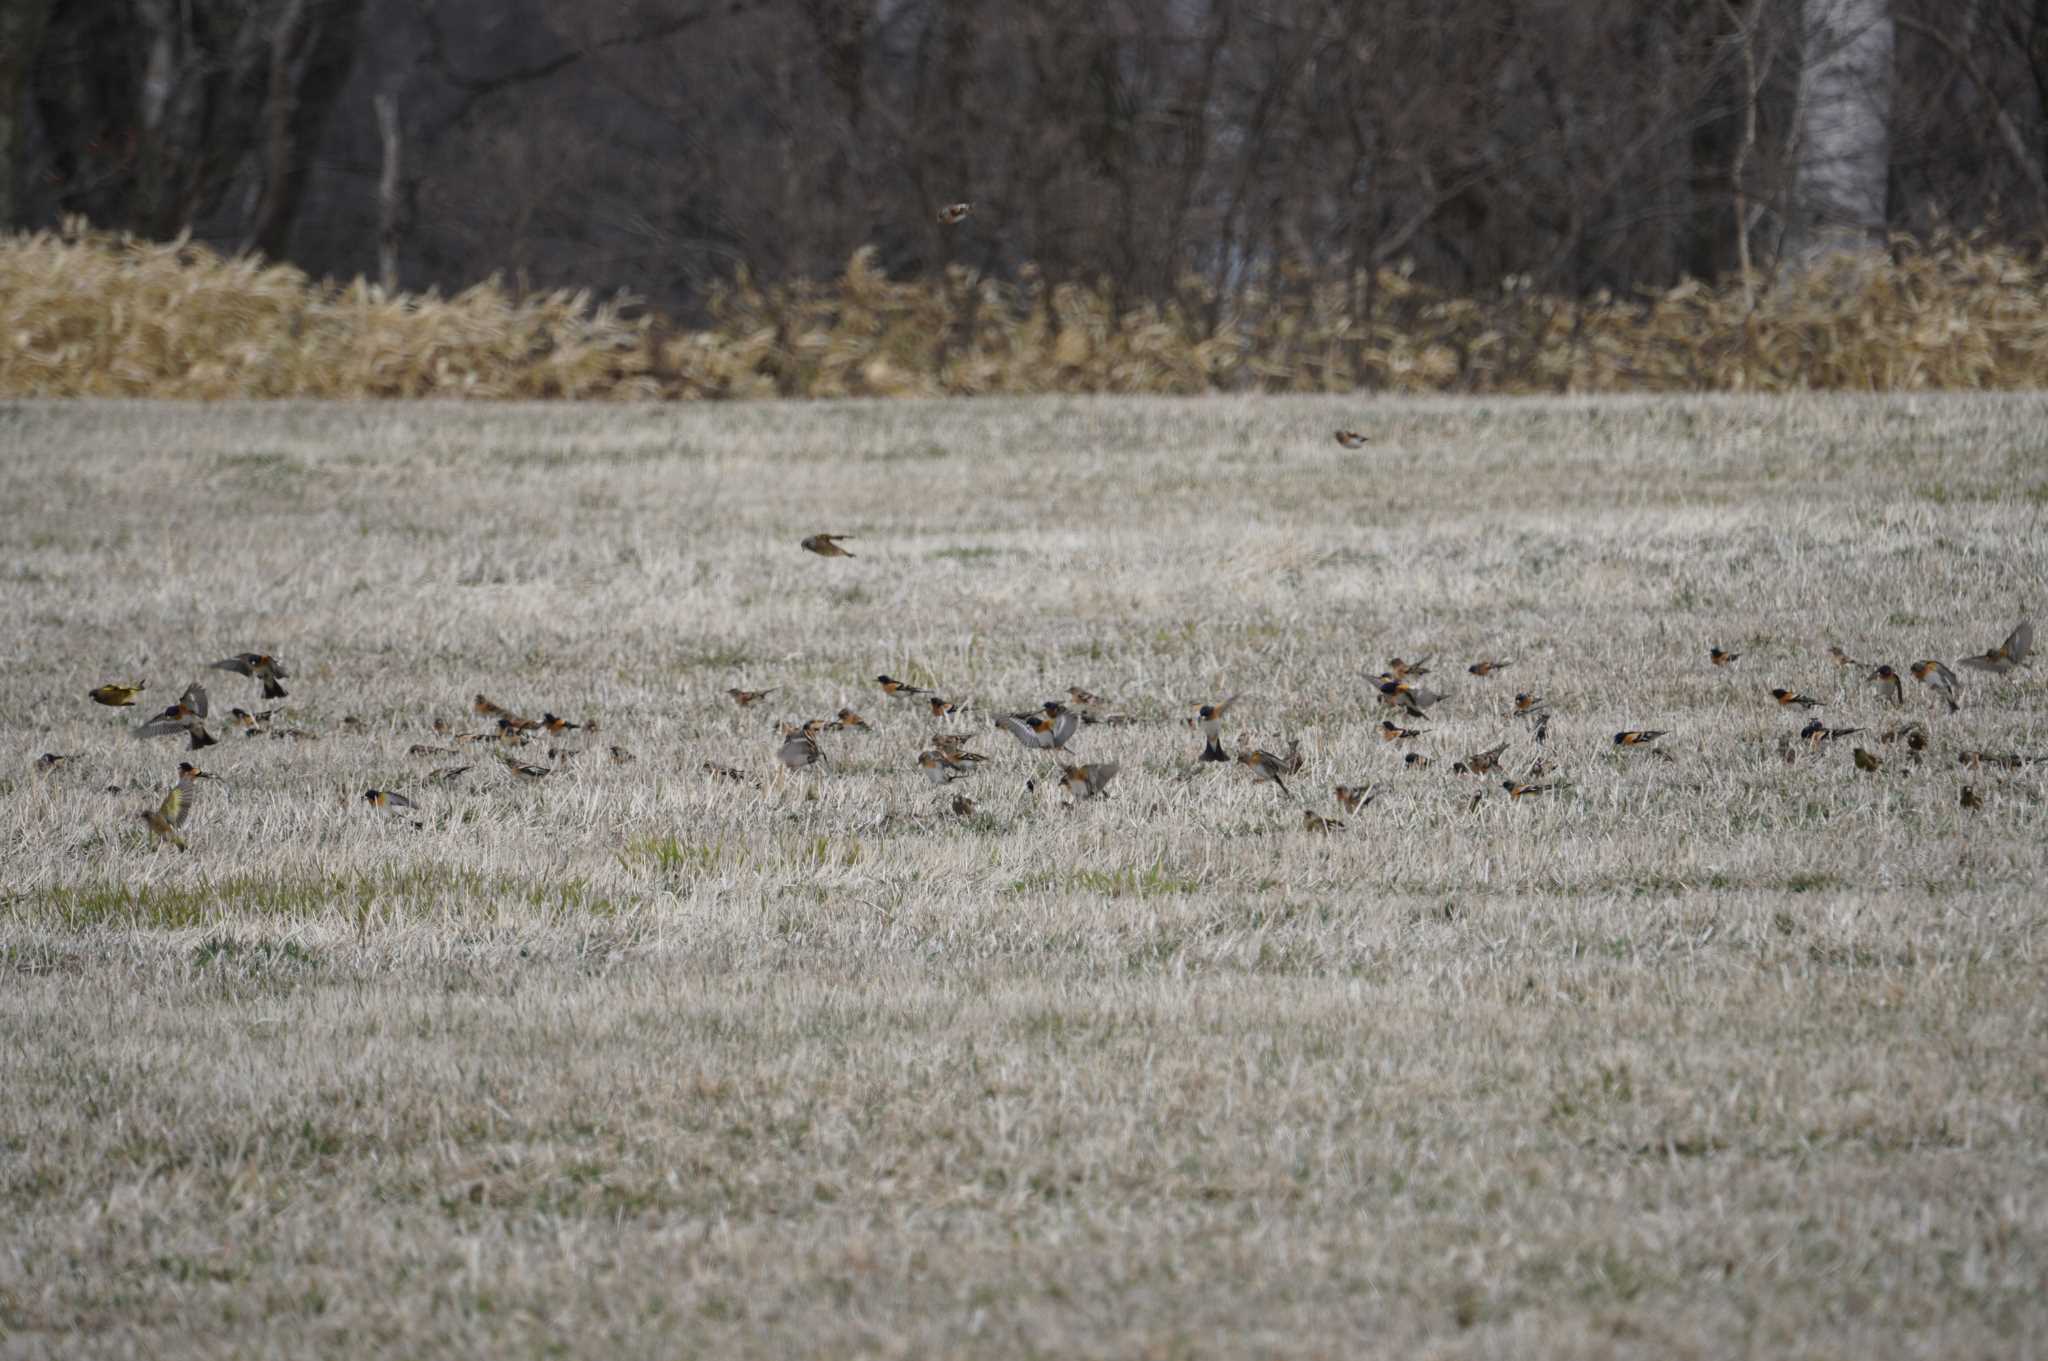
left=1, top=394, right=2045, bottom=1358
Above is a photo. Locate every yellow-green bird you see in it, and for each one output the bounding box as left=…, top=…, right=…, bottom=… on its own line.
left=90, top=681, right=145, bottom=707
left=138, top=781, right=193, bottom=850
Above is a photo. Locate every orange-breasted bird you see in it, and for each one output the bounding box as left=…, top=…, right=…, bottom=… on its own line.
left=1333, top=430, right=1369, bottom=449
left=1467, top=659, right=1510, bottom=677
left=1958, top=619, right=2033, bottom=675
left=928, top=696, right=962, bottom=719
left=1866, top=665, right=1903, bottom=705
left=1501, top=780, right=1552, bottom=799
left=728, top=688, right=775, bottom=707
left=876, top=675, right=930, bottom=699
left=541, top=713, right=581, bottom=734
left=89, top=682, right=145, bottom=707
left=1613, top=730, right=1667, bottom=747
left=1057, top=761, right=1119, bottom=800
left=1333, top=784, right=1376, bottom=814
left=176, top=761, right=218, bottom=783
left=1909, top=660, right=1960, bottom=713
left=997, top=708, right=1079, bottom=751
left=211, top=653, right=289, bottom=700
left=1710, top=647, right=1740, bottom=667
left=1192, top=694, right=1237, bottom=762
left=1404, top=752, right=1431, bottom=770
left=1510, top=692, right=1546, bottom=718
left=801, top=533, right=856, bottom=558
left=918, top=749, right=972, bottom=785
left=1386, top=657, right=1430, bottom=679
left=500, top=757, right=552, bottom=780
left=1379, top=720, right=1429, bottom=742
left=136, top=683, right=216, bottom=749
left=364, top=788, right=417, bottom=810
left=1770, top=688, right=1823, bottom=709
left=1237, top=746, right=1293, bottom=796
left=831, top=708, right=870, bottom=733
left=777, top=731, right=825, bottom=771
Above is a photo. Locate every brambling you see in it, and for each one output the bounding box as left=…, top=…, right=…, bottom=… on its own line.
left=211, top=653, right=289, bottom=700
left=1909, top=660, right=1960, bottom=713
left=801, top=533, right=855, bottom=558
left=1333, top=430, right=1369, bottom=449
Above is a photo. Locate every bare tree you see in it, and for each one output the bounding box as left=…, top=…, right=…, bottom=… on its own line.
left=1785, top=0, right=1895, bottom=268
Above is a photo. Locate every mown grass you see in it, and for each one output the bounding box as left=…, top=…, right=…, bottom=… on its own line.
left=0, top=394, right=2043, bottom=1358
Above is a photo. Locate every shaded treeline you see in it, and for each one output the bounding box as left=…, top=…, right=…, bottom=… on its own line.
left=6, top=0, right=2048, bottom=328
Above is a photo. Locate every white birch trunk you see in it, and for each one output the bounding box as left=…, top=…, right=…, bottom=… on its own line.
left=1786, top=0, right=1894, bottom=269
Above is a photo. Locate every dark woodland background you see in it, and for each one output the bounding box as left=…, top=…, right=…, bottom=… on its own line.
left=3, top=0, right=2043, bottom=322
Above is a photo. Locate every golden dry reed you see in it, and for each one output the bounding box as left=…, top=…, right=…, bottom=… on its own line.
left=6, top=216, right=2047, bottom=399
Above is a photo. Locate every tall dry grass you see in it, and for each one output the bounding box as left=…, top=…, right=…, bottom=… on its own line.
left=7, top=218, right=2048, bottom=400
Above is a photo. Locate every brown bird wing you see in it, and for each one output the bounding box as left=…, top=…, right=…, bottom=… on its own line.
left=158, top=782, right=191, bottom=830
left=2005, top=620, right=2033, bottom=664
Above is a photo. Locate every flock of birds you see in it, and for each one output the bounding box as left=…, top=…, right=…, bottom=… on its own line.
left=56, top=524, right=2036, bottom=850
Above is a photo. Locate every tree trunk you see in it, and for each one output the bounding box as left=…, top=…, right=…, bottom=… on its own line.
left=1785, top=0, right=1894, bottom=269
left=0, top=0, right=54, bottom=231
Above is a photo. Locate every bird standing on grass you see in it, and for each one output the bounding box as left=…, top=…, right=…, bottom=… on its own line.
left=801, top=534, right=856, bottom=558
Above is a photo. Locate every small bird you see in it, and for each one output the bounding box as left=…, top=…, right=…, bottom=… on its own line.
left=210, top=653, right=289, bottom=700
left=1379, top=720, right=1429, bottom=742
left=1386, top=657, right=1430, bottom=679
left=1801, top=720, right=1863, bottom=748
left=1057, top=761, right=1119, bottom=800
left=1612, top=730, right=1668, bottom=747
left=928, top=696, right=962, bottom=719
left=1459, top=742, right=1509, bottom=775
left=474, top=695, right=537, bottom=728
left=1193, top=695, right=1237, bottom=762
left=1333, top=784, right=1376, bottom=814
left=729, top=688, right=775, bottom=707
left=876, top=675, right=930, bottom=699
left=1403, top=752, right=1431, bottom=769
left=1501, top=780, right=1552, bottom=799
left=936, top=202, right=971, bottom=225
left=777, top=731, right=825, bottom=771
left=35, top=753, right=73, bottom=772
left=996, top=708, right=1080, bottom=751
left=702, top=761, right=749, bottom=783
left=1866, top=665, right=1903, bottom=705
left=1333, top=430, right=1369, bottom=449
left=1909, top=660, right=1960, bottom=713
left=409, top=743, right=455, bottom=757
left=1961, top=785, right=1983, bottom=810
left=1466, top=659, right=1510, bottom=677
left=1237, top=746, right=1293, bottom=796
left=341, top=715, right=367, bottom=734
left=1379, top=680, right=1448, bottom=712
left=801, top=533, right=855, bottom=558
left=231, top=708, right=278, bottom=736
left=1531, top=713, right=1551, bottom=745
left=833, top=708, right=871, bottom=732
left=540, top=713, right=581, bottom=734
left=1852, top=747, right=1882, bottom=773
left=608, top=746, right=636, bottom=765
left=1524, top=757, right=1553, bottom=779
left=1067, top=687, right=1107, bottom=711
left=1957, top=619, right=2033, bottom=675
left=364, top=788, right=417, bottom=810
left=1710, top=648, right=1740, bottom=668
left=918, top=749, right=971, bottom=785
left=950, top=794, right=977, bottom=816
left=1827, top=645, right=1864, bottom=670
left=1770, top=688, right=1823, bottom=709
left=89, top=682, right=145, bottom=707
left=500, top=758, right=552, bottom=780
left=1511, top=692, right=1546, bottom=717
left=428, top=765, right=473, bottom=784
left=136, top=682, right=216, bottom=749
left=930, top=732, right=985, bottom=759
left=176, top=761, right=218, bottom=783
left=496, top=719, right=533, bottom=747
left=1302, top=810, right=1345, bottom=832
left=138, top=781, right=192, bottom=850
